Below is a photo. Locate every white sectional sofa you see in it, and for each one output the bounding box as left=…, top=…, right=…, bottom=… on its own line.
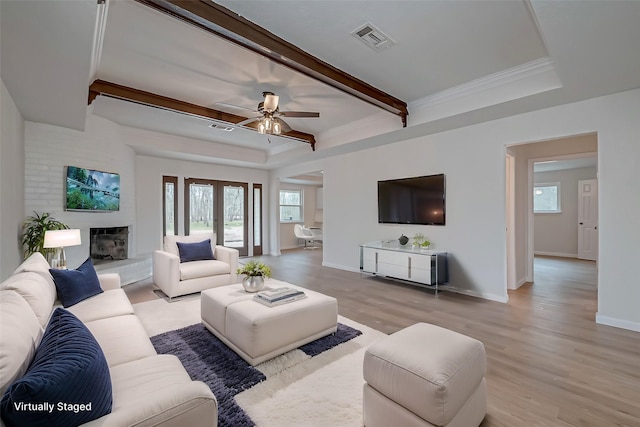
left=0, top=253, right=217, bottom=427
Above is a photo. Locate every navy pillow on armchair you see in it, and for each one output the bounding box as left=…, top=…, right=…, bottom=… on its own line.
left=50, top=257, right=103, bottom=308
left=0, top=308, right=112, bottom=427
left=176, top=239, right=215, bottom=263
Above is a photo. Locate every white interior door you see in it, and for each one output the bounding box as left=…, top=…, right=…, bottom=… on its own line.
left=578, top=179, right=598, bottom=261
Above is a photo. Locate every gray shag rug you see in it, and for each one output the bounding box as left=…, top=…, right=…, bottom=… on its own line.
left=151, top=323, right=361, bottom=427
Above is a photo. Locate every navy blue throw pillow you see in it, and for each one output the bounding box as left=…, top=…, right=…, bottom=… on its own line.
left=0, top=308, right=112, bottom=427
left=50, top=257, right=103, bottom=308
left=176, top=239, right=215, bottom=263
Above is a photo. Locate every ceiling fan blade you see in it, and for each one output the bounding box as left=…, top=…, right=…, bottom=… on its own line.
left=235, top=117, right=261, bottom=127
left=279, top=111, right=320, bottom=118
left=215, top=102, right=257, bottom=113
left=277, top=118, right=293, bottom=133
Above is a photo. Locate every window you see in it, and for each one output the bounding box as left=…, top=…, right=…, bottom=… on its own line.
left=162, top=176, right=178, bottom=236
left=534, top=182, right=561, bottom=213
left=280, top=190, right=303, bottom=222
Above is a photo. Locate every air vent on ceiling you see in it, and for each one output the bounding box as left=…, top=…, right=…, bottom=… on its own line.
left=209, top=123, right=234, bottom=132
left=351, top=22, right=395, bottom=52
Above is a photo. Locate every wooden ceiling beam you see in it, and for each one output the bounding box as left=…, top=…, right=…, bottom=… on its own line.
left=88, top=79, right=318, bottom=149
left=134, top=0, right=408, bottom=126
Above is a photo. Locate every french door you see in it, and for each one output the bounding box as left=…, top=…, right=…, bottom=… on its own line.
left=184, top=179, right=248, bottom=256
left=253, top=184, right=263, bottom=256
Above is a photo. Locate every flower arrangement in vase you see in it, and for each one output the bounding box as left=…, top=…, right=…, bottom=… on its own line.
left=237, top=260, right=272, bottom=293
left=412, top=233, right=431, bottom=251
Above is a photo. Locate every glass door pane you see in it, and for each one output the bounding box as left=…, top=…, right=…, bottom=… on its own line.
left=253, top=184, right=262, bottom=255
left=188, top=182, right=215, bottom=235
left=223, top=184, right=245, bottom=248
left=163, top=176, right=177, bottom=236
left=254, top=188, right=261, bottom=246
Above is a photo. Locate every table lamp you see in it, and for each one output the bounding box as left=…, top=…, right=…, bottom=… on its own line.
left=43, top=229, right=81, bottom=269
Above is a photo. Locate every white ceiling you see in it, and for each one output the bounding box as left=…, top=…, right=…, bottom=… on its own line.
left=2, top=1, right=640, bottom=169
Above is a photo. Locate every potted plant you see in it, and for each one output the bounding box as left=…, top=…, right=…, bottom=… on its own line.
left=237, top=260, right=272, bottom=293
left=412, top=233, right=425, bottom=248
left=21, top=212, right=69, bottom=260
left=411, top=233, right=432, bottom=251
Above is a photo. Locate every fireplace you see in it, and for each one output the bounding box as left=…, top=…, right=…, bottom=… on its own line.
left=90, top=226, right=129, bottom=264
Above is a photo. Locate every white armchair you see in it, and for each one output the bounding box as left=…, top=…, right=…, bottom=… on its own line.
left=153, top=233, right=239, bottom=300
left=294, top=224, right=320, bottom=249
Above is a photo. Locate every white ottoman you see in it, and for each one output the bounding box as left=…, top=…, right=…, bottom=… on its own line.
left=363, top=323, right=487, bottom=427
left=201, top=281, right=338, bottom=365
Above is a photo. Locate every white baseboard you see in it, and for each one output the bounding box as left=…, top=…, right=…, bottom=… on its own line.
left=444, top=286, right=509, bottom=303
left=596, top=313, right=640, bottom=332
left=508, top=276, right=528, bottom=290
left=534, top=251, right=577, bottom=258
left=322, top=261, right=360, bottom=273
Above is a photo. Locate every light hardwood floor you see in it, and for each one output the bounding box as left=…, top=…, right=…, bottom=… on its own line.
left=125, top=251, right=640, bottom=427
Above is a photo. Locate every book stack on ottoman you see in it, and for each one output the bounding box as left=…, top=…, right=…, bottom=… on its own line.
left=201, top=280, right=337, bottom=365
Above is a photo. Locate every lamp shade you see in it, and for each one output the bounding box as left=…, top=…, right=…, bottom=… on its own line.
left=43, top=229, right=82, bottom=248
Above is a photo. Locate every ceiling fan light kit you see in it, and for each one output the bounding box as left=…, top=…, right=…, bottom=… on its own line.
left=262, top=92, right=279, bottom=113
left=229, top=91, right=317, bottom=139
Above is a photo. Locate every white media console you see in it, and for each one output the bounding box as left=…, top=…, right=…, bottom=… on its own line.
left=359, top=241, right=448, bottom=291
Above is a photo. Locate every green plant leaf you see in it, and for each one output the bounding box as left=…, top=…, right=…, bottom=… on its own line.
left=21, top=211, right=69, bottom=259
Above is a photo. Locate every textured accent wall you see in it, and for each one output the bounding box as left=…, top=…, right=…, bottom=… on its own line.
left=24, top=115, right=136, bottom=269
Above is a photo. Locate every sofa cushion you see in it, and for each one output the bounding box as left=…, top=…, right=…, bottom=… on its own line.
left=66, top=288, right=134, bottom=324
left=12, top=252, right=56, bottom=292
left=180, top=260, right=231, bottom=281
left=97, top=355, right=216, bottom=427
left=177, top=239, right=215, bottom=263
left=85, top=315, right=157, bottom=367
left=0, top=308, right=112, bottom=427
left=0, top=291, right=43, bottom=396
left=164, top=233, right=216, bottom=257
left=0, top=271, right=56, bottom=327
left=50, top=258, right=103, bottom=308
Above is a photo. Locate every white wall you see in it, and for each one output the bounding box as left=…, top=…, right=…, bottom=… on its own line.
left=135, top=155, right=269, bottom=255
left=534, top=167, right=597, bottom=257
left=275, top=88, right=640, bottom=332
left=0, top=79, right=25, bottom=280
left=279, top=182, right=319, bottom=250
left=322, top=129, right=508, bottom=302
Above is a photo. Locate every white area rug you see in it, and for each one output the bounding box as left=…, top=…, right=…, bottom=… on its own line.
left=133, top=295, right=386, bottom=427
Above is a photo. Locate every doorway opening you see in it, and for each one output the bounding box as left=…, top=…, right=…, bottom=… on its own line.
left=505, top=133, right=598, bottom=309
left=279, top=171, right=324, bottom=261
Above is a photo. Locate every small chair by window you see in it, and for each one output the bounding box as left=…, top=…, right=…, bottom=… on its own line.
left=294, top=224, right=319, bottom=249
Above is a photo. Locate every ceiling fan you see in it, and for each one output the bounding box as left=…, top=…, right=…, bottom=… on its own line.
left=217, top=91, right=319, bottom=136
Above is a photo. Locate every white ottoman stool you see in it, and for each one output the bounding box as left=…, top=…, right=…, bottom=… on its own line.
left=201, top=281, right=338, bottom=365
left=363, top=323, right=487, bottom=427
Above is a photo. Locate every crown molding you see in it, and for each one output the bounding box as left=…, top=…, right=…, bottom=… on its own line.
left=89, top=0, right=109, bottom=83
left=410, top=57, right=557, bottom=110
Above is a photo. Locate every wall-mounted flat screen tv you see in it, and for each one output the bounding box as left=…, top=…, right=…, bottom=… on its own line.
left=65, top=166, right=120, bottom=212
left=378, top=174, right=445, bottom=225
